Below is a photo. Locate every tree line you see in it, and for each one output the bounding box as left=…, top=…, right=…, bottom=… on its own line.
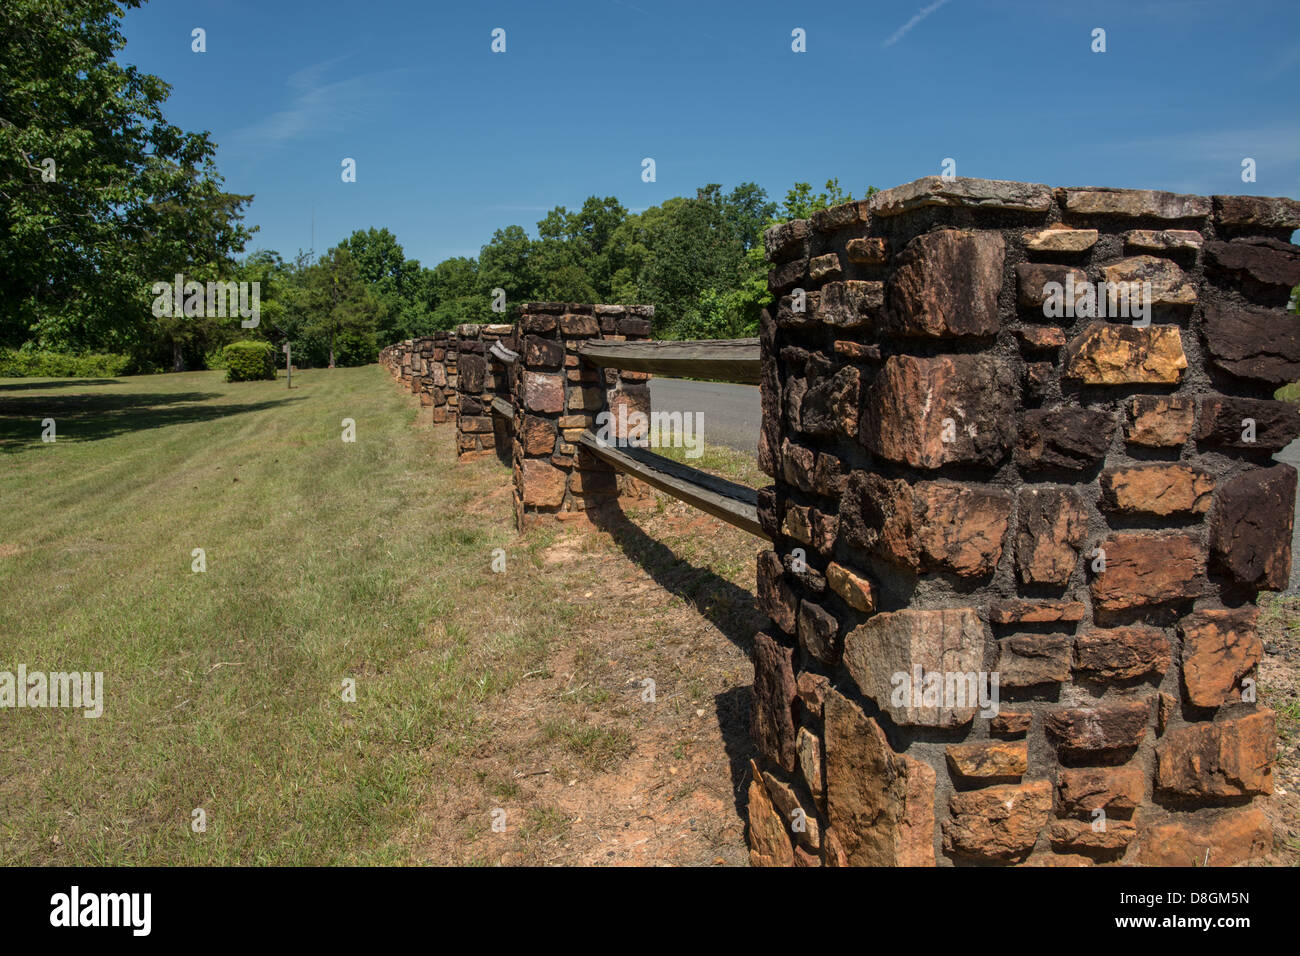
left=2, top=0, right=879, bottom=373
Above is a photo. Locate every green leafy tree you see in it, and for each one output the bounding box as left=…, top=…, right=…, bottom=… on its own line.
left=0, top=0, right=254, bottom=355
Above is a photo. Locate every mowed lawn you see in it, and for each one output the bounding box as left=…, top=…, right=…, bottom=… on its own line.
left=0, top=366, right=568, bottom=864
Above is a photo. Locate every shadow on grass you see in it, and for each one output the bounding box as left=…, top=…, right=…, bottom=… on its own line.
left=0, top=378, right=124, bottom=391
left=0, top=390, right=302, bottom=453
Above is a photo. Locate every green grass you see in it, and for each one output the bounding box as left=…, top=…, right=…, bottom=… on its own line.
left=0, top=366, right=561, bottom=864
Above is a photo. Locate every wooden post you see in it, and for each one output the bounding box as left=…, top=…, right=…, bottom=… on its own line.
left=283, top=341, right=292, bottom=388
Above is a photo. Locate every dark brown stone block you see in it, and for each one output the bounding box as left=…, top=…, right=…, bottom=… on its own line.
left=1196, top=397, right=1300, bottom=452
left=1202, top=303, right=1300, bottom=385
left=799, top=365, right=860, bottom=439
left=1016, top=263, right=1087, bottom=309
left=884, top=229, right=1005, bottom=337
left=797, top=599, right=840, bottom=665
left=817, top=280, right=881, bottom=331
left=1074, top=627, right=1172, bottom=681
left=1016, top=486, right=1088, bottom=586
left=1205, top=237, right=1300, bottom=295
left=459, top=353, right=487, bottom=393
left=1209, top=464, right=1296, bottom=590
left=841, top=474, right=1011, bottom=578
left=1016, top=408, right=1113, bottom=471
left=997, top=634, right=1072, bottom=688
left=523, top=334, right=564, bottom=368
left=1045, top=701, right=1149, bottom=758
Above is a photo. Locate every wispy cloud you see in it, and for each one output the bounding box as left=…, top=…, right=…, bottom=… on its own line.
left=226, top=55, right=404, bottom=150
left=883, top=0, right=952, bottom=48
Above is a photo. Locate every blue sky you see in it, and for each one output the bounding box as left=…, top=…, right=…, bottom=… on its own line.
left=120, top=0, right=1300, bottom=269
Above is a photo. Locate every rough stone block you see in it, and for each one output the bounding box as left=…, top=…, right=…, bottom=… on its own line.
left=942, top=780, right=1052, bottom=863
left=1179, top=607, right=1263, bottom=708
left=750, top=630, right=798, bottom=773
left=1099, top=464, right=1213, bottom=516
left=1074, top=627, right=1172, bottom=681
left=824, top=690, right=936, bottom=866
left=1125, top=395, right=1194, bottom=447
left=842, top=608, right=985, bottom=727
left=1016, top=407, right=1113, bottom=471
left=1090, top=532, right=1204, bottom=611
left=1045, top=701, right=1149, bottom=758
left=1155, top=710, right=1274, bottom=798
left=1208, top=464, right=1296, bottom=590
left=862, top=354, right=1017, bottom=469
left=884, top=229, right=1005, bottom=337
left=1016, top=486, right=1088, bottom=585
left=1195, top=396, right=1300, bottom=451
left=1063, top=323, right=1187, bottom=384
left=1202, top=303, right=1300, bottom=385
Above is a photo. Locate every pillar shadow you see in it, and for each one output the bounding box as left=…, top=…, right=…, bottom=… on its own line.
left=584, top=503, right=766, bottom=822
left=585, top=503, right=765, bottom=652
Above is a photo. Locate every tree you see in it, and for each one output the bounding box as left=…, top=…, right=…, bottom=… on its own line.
left=337, top=227, right=427, bottom=341
left=297, top=248, right=382, bottom=367
left=779, top=178, right=854, bottom=221
left=0, top=0, right=253, bottom=354
left=477, top=225, right=536, bottom=315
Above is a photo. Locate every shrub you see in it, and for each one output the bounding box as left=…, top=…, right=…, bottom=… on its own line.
left=223, top=341, right=276, bottom=382
left=0, top=349, right=133, bottom=378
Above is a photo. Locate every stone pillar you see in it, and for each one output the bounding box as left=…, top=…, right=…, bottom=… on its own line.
left=425, top=331, right=454, bottom=423
left=749, top=176, right=1300, bottom=867
left=512, top=302, right=654, bottom=530
left=456, top=323, right=520, bottom=459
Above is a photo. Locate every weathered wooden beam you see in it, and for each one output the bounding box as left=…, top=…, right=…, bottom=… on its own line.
left=578, top=431, right=767, bottom=539
left=576, top=338, right=760, bottom=385
left=491, top=397, right=515, bottom=419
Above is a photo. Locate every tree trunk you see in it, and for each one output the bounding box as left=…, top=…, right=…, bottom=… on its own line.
left=172, top=339, right=185, bottom=373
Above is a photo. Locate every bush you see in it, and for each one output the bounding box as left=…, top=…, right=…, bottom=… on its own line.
left=223, top=341, right=277, bottom=382
left=0, top=349, right=134, bottom=378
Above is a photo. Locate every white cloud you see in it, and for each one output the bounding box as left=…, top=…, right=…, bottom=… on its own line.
left=226, top=55, right=403, bottom=150
left=883, top=0, right=953, bottom=48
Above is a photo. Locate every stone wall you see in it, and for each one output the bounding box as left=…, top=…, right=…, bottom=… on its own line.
left=455, top=323, right=517, bottom=460
left=380, top=331, right=459, bottom=423
left=512, top=303, right=654, bottom=530
left=749, top=176, right=1300, bottom=867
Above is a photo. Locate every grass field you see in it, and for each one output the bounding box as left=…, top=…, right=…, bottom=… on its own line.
left=0, top=366, right=764, bottom=866
left=0, top=367, right=576, bottom=864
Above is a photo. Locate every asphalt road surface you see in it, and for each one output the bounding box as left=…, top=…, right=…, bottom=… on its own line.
left=650, top=377, right=1300, bottom=593
left=649, top=377, right=760, bottom=454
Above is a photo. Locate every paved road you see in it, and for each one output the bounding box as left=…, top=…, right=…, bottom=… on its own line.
left=649, top=377, right=761, bottom=454
left=650, top=377, right=1300, bottom=593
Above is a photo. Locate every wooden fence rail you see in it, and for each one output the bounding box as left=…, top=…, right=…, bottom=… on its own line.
left=577, top=338, right=760, bottom=385
left=577, top=430, right=767, bottom=539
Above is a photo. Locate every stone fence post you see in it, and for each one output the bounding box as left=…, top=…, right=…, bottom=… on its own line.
left=749, top=176, right=1300, bottom=867
left=511, top=302, right=654, bottom=530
